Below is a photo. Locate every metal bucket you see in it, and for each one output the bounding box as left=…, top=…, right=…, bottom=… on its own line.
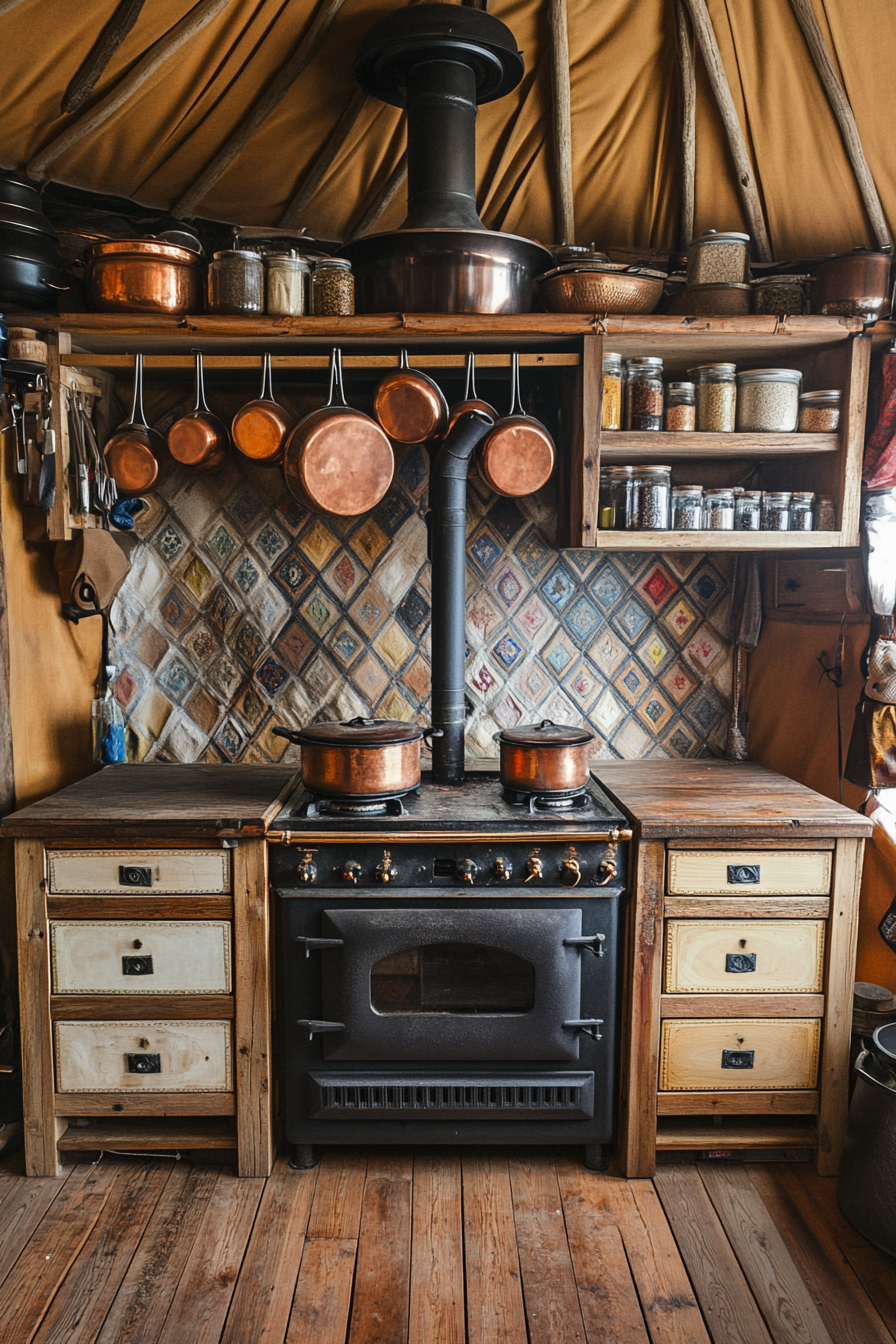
left=838, top=1020, right=896, bottom=1254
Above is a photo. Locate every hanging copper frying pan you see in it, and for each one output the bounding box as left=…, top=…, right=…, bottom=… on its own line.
left=231, top=353, right=291, bottom=466
left=167, top=352, right=228, bottom=472
left=478, top=352, right=555, bottom=498
left=374, top=348, right=448, bottom=444
left=104, top=353, right=160, bottom=494
left=446, top=351, right=497, bottom=434
left=283, top=348, right=394, bottom=517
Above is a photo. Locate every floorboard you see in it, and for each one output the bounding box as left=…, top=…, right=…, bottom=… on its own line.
left=408, top=1149, right=464, bottom=1344
left=347, top=1150, right=413, bottom=1344
left=508, top=1149, right=588, bottom=1344
left=462, top=1149, right=528, bottom=1344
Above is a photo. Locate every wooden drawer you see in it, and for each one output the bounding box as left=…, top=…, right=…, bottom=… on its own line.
left=664, top=920, right=825, bottom=994
left=46, top=848, right=231, bottom=895
left=659, top=1018, right=820, bottom=1091
left=54, top=1020, right=232, bottom=1092
left=50, top=921, right=232, bottom=995
left=667, top=850, right=831, bottom=896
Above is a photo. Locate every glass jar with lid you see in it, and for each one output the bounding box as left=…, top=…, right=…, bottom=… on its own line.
left=599, top=466, right=615, bottom=528
left=761, top=490, right=793, bottom=530
left=264, top=251, right=309, bottom=316
left=790, top=492, right=815, bottom=531
left=609, top=465, right=638, bottom=529
left=665, top=382, right=695, bottom=431
left=736, top=368, right=802, bottom=432
left=208, top=249, right=264, bottom=315
left=751, top=274, right=809, bottom=315
left=311, top=258, right=354, bottom=315
left=671, top=485, right=703, bottom=530
left=601, top=352, right=623, bottom=430
left=635, top=465, right=671, bottom=529
left=625, top=357, right=664, bottom=431
left=687, top=229, right=751, bottom=286
left=735, top=490, right=762, bottom=530
left=690, top=363, right=737, bottom=432
left=703, top=487, right=735, bottom=529
left=815, top=495, right=836, bottom=530
left=798, top=389, right=840, bottom=432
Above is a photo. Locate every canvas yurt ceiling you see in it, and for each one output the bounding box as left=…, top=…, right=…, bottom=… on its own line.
left=1, top=0, right=894, bottom=259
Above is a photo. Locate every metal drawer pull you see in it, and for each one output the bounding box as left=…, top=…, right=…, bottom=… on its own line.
left=563, top=935, right=605, bottom=957
left=119, top=865, right=152, bottom=887
left=126, top=1053, right=161, bottom=1074
left=122, top=955, right=154, bottom=976
left=721, top=1049, right=754, bottom=1069
left=297, top=1019, right=345, bottom=1042
left=727, top=864, right=760, bottom=885
left=563, top=1018, right=604, bottom=1041
left=725, top=953, right=756, bottom=974
left=295, top=937, right=344, bottom=958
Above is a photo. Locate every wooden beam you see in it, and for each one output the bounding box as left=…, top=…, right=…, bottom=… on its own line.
left=28, top=0, right=235, bottom=179
left=349, top=148, right=408, bottom=241
left=280, top=88, right=370, bottom=229
left=62, top=0, right=148, bottom=115
left=549, top=0, right=575, bottom=245
left=675, top=0, right=696, bottom=251
left=679, top=0, right=772, bottom=261
left=0, top=0, right=28, bottom=15
left=789, top=0, right=891, bottom=248
left=174, top=0, right=350, bottom=219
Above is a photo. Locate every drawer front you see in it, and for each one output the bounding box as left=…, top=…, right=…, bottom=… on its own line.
left=47, top=849, right=231, bottom=895
left=54, top=1020, right=232, bottom=1092
left=659, top=1018, right=820, bottom=1091
left=664, top=920, right=825, bottom=994
left=667, top=850, right=831, bottom=896
left=50, top=921, right=232, bottom=995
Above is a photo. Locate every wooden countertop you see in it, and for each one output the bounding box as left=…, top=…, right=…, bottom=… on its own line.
left=0, top=764, right=299, bottom=839
left=593, top=759, right=872, bottom=840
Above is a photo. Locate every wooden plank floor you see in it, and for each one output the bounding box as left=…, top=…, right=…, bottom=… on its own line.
left=1, top=1145, right=894, bottom=1344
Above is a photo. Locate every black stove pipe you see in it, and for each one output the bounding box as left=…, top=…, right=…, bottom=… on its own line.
left=404, top=59, right=482, bottom=230
left=429, top=409, right=494, bottom=784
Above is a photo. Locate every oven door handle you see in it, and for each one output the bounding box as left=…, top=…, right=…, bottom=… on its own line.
left=295, top=937, right=345, bottom=958
left=563, top=934, right=605, bottom=957
left=297, top=1019, right=346, bottom=1041
left=563, top=1018, right=604, bottom=1041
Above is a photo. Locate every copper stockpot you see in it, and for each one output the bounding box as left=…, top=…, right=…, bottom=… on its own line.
left=167, top=352, right=228, bottom=472
left=494, top=719, right=596, bottom=793
left=104, top=354, right=160, bottom=494
left=272, top=717, right=440, bottom=797
left=812, top=247, right=893, bottom=319
left=85, top=239, right=202, bottom=315
left=374, top=349, right=448, bottom=444
left=232, top=354, right=292, bottom=466
left=478, top=353, right=554, bottom=497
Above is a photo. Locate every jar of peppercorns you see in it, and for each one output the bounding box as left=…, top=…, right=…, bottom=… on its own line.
left=624, top=357, right=664, bottom=431
left=311, top=258, right=355, bottom=315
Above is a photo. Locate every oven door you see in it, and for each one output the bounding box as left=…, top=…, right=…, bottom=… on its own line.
left=317, top=907, right=587, bottom=1061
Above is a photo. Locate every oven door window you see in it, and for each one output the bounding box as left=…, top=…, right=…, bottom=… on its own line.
left=371, top=943, right=535, bottom=1015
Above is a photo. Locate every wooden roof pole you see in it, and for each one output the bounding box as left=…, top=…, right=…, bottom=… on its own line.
left=675, top=0, right=696, bottom=252
left=28, top=0, right=234, bottom=180
left=173, top=0, right=350, bottom=220
left=788, top=0, right=891, bottom=249
left=549, top=0, right=575, bottom=246
left=349, top=149, right=408, bottom=241
left=279, top=88, right=370, bottom=230
left=0, top=0, right=27, bottom=15
left=62, top=0, right=148, bottom=115
left=679, top=0, right=772, bottom=261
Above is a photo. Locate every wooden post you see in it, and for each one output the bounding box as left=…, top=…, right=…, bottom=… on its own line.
left=233, top=840, right=273, bottom=1178
left=817, top=837, right=864, bottom=1175
left=349, top=149, right=408, bottom=242
left=0, top=0, right=28, bottom=15
left=549, top=0, right=575, bottom=246
left=62, top=0, right=148, bottom=115
left=280, top=88, right=370, bottom=230
left=675, top=0, right=696, bottom=252
left=618, top=837, right=665, bottom=1178
left=16, top=840, right=65, bottom=1175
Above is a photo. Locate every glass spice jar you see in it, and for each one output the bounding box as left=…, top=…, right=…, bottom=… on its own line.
left=687, top=229, right=751, bottom=286
left=671, top=485, right=704, bottom=530
left=790, top=491, right=815, bottom=531
left=635, top=465, right=671, bottom=529
left=691, top=363, right=737, bottom=432
left=609, top=465, right=638, bottom=530
left=625, top=357, right=664, bottom=431
left=665, top=382, right=695, bottom=431
left=703, top=487, right=735, bottom=529
left=207, top=249, right=264, bottom=315
left=601, top=352, right=623, bottom=430
left=751, top=274, right=809, bottom=315
left=761, top=490, right=793, bottom=531
left=735, top=490, right=762, bottom=530
left=798, top=389, right=841, bottom=432
left=264, top=252, right=309, bottom=317
left=599, top=467, right=615, bottom=528
left=311, top=258, right=354, bottom=315
left=815, top=494, right=836, bottom=530
left=736, top=368, right=801, bottom=432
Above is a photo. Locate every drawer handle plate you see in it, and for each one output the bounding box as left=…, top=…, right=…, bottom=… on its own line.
left=727, top=865, right=760, bottom=885
left=725, top=953, right=756, bottom=974
left=721, top=1049, right=754, bottom=1070
left=126, top=1053, right=161, bottom=1074
left=122, top=955, right=154, bottom=976
left=119, top=865, right=152, bottom=888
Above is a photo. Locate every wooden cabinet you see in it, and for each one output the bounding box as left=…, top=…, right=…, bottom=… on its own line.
left=659, top=1018, right=821, bottom=1091
left=54, top=1019, right=234, bottom=1093
left=50, top=920, right=232, bottom=994
left=664, top=919, right=825, bottom=994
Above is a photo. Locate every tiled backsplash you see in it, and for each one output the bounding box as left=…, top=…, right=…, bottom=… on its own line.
left=109, top=445, right=733, bottom=766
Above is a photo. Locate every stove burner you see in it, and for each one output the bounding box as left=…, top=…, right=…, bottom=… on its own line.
left=303, top=791, right=414, bottom=819
left=502, top=785, right=594, bottom=816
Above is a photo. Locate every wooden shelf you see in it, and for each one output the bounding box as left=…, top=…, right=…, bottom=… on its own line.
left=55, top=1091, right=236, bottom=1116
left=655, top=1118, right=818, bottom=1150
left=62, top=352, right=579, bottom=371
left=57, top=1117, right=237, bottom=1150
left=600, top=431, right=839, bottom=460
left=587, top=529, right=852, bottom=551
left=657, top=1090, right=820, bottom=1116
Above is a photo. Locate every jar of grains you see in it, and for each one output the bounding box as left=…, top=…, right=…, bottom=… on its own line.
left=635, top=465, right=671, bottom=529
left=761, top=490, right=793, bottom=530
left=735, top=490, right=762, bottom=530
left=687, top=229, right=751, bottom=286
left=798, top=389, right=841, bottom=432
left=815, top=495, right=836, bottom=530
left=703, top=487, right=735, bottom=529
left=665, top=382, right=695, bottom=431
left=790, top=491, right=815, bottom=530
left=264, top=252, right=309, bottom=317
left=601, top=352, right=623, bottom=429
left=751, top=274, right=809, bottom=315
left=208, top=249, right=264, bottom=315
left=609, top=465, right=639, bottom=529
left=691, top=363, right=737, bottom=432
left=736, top=368, right=801, bottom=432
left=599, top=467, right=615, bottom=528
left=671, top=485, right=704, bottom=530
left=311, top=258, right=354, bottom=315
left=625, top=358, right=664, bottom=430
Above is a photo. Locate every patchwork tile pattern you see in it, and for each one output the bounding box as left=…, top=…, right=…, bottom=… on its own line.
left=110, top=452, right=733, bottom=764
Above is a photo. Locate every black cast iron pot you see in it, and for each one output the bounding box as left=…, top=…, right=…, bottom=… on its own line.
left=0, top=173, right=65, bottom=311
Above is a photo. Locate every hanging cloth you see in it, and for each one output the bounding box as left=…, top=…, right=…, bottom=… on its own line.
left=864, top=351, right=896, bottom=492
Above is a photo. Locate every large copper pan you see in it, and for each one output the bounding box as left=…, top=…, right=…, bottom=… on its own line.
left=167, top=352, right=228, bottom=472
left=283, top=348, right=394, bottom=517
left=104, top=354, right=160, bottom=494
left=478, top=353, right=554, bottom=497
left=232, top=354, right=292, bottom=466
left=374, top=349, right=448, bottom=444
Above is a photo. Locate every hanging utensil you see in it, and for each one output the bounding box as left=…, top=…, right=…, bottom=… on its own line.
left=446, top=352, right=497, bottom=435
left=373, top=348, right=448, bottom=444
left=283, top=348, right=394, bottom=517
left=477, top=353, right=555, bottom=497
left=104, top=354, right=160, bottom=495
left=231, top=353, right=291, bottom=466
left=168, top=352, right=228, bottom=472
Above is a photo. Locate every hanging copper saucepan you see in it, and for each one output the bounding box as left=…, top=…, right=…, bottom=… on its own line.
left=446, top=351, right=497, bottom=434
left=231, top=353, right=291, bottom=466
left=104, top=354, right=160, bottom=494
left=374, top=348, right=448, bottom=444
left=477, top=352, right=555, bottom=498
left=167, top=352, right=228, bottom=472
left=283, top=348, right=394, bottom=517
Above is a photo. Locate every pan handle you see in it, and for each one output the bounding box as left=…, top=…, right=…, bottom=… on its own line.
left=129, top=354, right=149, bottom=430
left=328, top=347, right=348, bottom=409
left=260, top=352, right=275, bottom=402
left=192, top=351, right=211, bottom=414
left=422, top=727, right=444, bottom=744
left=271, top=726, right=303, bottom=744
left=464, top=352, right=477, bottom=402
left=507, top=351, right=524, bottom=417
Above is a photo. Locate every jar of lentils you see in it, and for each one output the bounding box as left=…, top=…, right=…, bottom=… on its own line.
left=264, top=252, right=309, bottom=317
left=601, top=352, right=623, bottom=430
left=311, top=258, right=354, bottom=316
left=625, top=358, right=664, bottom=430
left=609, top=465, right=638, bottom=529
left=736, top=368, right=801, bottom=432
left=687, top=229, right=751, bottom=285
left=665, top=381, right=695, bottom=431
left=735, top=490, right=762, bottom=530
left=815, top=495, right=836, bottom=530
left=635, top=465, right=671, bottom=529
left=761, top=490, right=793, bottom=530
left=751, top=274, right=809, bottom=315
left=207, top=249, right=264, bottom=315
left=703, top=487, right=735, bottom=529
left=691, top=363, right=737, bottom=432
left=671, top=485, right=703, bottom=530
left=790, top=492, right=815, bottom=530
left=798, top=389, right=840, bottom=432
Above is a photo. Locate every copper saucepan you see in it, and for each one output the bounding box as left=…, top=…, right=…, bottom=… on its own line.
left=374, top=348, right=448, bottom=444
left=232, top=353, right=292, bottom=466
left=493, top=719, right=596, bottom=794
left=104, top=354, right=160, bottom=494
left=478, top=352, right=555, bottom=498
left=167, top=352, right=228, bottom=472
left=446, top=351, right=497, bottom=434
left=272, top=716, right=442, bottom=798
left=283, top=348, right=394, bottom=517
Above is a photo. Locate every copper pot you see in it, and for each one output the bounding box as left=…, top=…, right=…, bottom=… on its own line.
left=232, top=354, right=292, bottom=466
left=536, top=261, right=665, bottom=314
left=85, top=239, right=203, bottom=315
left=478, top=353, right=554, bottom=497
left=812, top=247, right=893, bottom=319
left=272, top=717, right=441, bottom=797
left=104, top=354, right=160, bottom=494
left=446, top=352, right=497, bottom=434
left=374, top=349, right=448, bottom=444
left=167, top=352, right=228, bottom=472
left=494, top=719, right=596, bottom=793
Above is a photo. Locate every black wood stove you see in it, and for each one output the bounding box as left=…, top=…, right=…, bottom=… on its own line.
left=270, top=773, right=628, bottom=1170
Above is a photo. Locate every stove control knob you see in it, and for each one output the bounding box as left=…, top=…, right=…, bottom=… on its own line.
left=297, top=854, right=317, bottom=885
left=596, top=858, right=617, bottom=886
left=560, top=858, right=582, bottom=887
left=342, top=861, right=362, bottom=885
left=525, top=856, right=544, bottom=882
left=457, top=859, right=478, bottom=885
left=493, top=856, right=513, bottom=883
left=375, top=855, right=398, bottom=884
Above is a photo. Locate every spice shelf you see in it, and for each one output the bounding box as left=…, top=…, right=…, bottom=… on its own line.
left=599, top=431, right=840, bottom=460
left=586, top=530, right=844, bottom=552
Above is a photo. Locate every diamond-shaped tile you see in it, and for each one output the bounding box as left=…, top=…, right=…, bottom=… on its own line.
left=184, top=622, right=219, bottom=665
left=615, top=552, right=652, bottom=579
left=682, top=686, right=727, bottom=737
left=403, top=655, right=430, bottom=704
left=300, top=586, right=337, bottom=636
left=590, top=563, right=626, bottom=611
left=469, top=523, right=503, bottom=574
left=206, top=653, right=242, bottom=700
left=563, top=594, right=601, bottom=643
left=614, top=660, right=649, bottom=707
left=205, top=586, right=239, bottom=636
left=276, top=497, right=305, bottom=534
left=492, top=630, right=523, bottom=668
left=302, top=650, right=341, bottom=701
left=588, top=628, right=628, bottom=677
left=250, top=586, right=289, bottom=641
left=158, top=585, right=198, bottom=635
left=513, top=595, right=554, bottom=644
left=686, top=561, right=727, bottom=610
left=350, top=581, right=391, bottom=638
left=214, top=717, right=245, bottom=761
left=373, top=619, right=414, bottom=673
left=664, top=597, right=699, bottom=642
left=493, top=564, right=527, bottom=611
left=111, top=667, right=139, bottom=708
left=349, top=516, right=391, bottom=566
left=664, top=724, right=696, bottom=756
left=516, top=528, right=554, bottom=581
left=350, top=652, right=390, bottom=704
left=276, top=620, right=314, bottom=672
left=591, top=687, right=626, bottom=736
left=467, top=592, right=501, bottom=642
left=686, top=624, right=725, bottom=671
left=613, top=717, right=653, bottom=758
left=251, top=520, right=289, bottom=564
left=374, top=545, right=420, bottom=606
left=255, top=656, right=289, bottom=697
left=188, top=686, right=221, bottom=735
left=323, top=550, right=366, bottom=600
left=638, top=690, right=674, bottom=733
left=229, top=551, right=262, bottom=596
left=614, top=599, right=651, bottom=642
left=493, top=690, right=523, bottom=728
left=539, top=687, right=580, bottom=726
left=178, top=551, right=216, bottom=602
left=515, top=658, right=551, bottom=708
left=152, top=522, right=186, bottom=564
left=234, top=682, right=269, bottom=731
left=378, top=686, right=415, bottom=721
left=373, top=492, right=412, bottom=537
left=299, top=517, right=340, bottom=568
left=564, top=550, right=598, bottom=579
left=271, top=546, right=313, bottom=600
left=666, top=551, right=703, bottom=579
left=160, top=712, right=205, bottom=764
left=541, top=631, right=576, bottom=675
left=157, top=654, right=196, bottom=705
left=397, top=584, right=431, bottom=637
left=563, top=659, right=600, bottom=709
left=397, top=445, right=428, bottom=496
left=232, top=619, right=264, bottom=668
left=636, top=629, right=671, bottom=672
left=487, top=496, right=526, bottom=543
left=326, top=620, right=364, bottom=669
left=540, top=564, right=577, bottom=612
left=205, top=519, right=240, bottom=566
left=639, top=563, right=678, bottom=610
left=661, top=661, right=698, bottom=704
left=227, top=486, right=266, bottom=528
left=469, top=662, right=498, bottom=695
left=135, top=624, right=169, bottom=670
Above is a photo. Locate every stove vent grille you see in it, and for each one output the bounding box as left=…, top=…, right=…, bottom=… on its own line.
left=309, top=1072, right=595, bottom=1120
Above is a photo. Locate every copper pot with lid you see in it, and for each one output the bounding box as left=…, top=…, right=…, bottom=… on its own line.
left=812, top=246, right=893, bottom=319
left=493, top=719, right=596, bottom=793
left=232, top=353, right=292, bottom=465
left=374, top=349, right=448, bottom=444
left=272, top=716, right=441, bottom=797
left=104, top=354, right=160, bottom=494
left=477, top=353, right=555, bottom=497
left=167, top=352, right=228, bottom=471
